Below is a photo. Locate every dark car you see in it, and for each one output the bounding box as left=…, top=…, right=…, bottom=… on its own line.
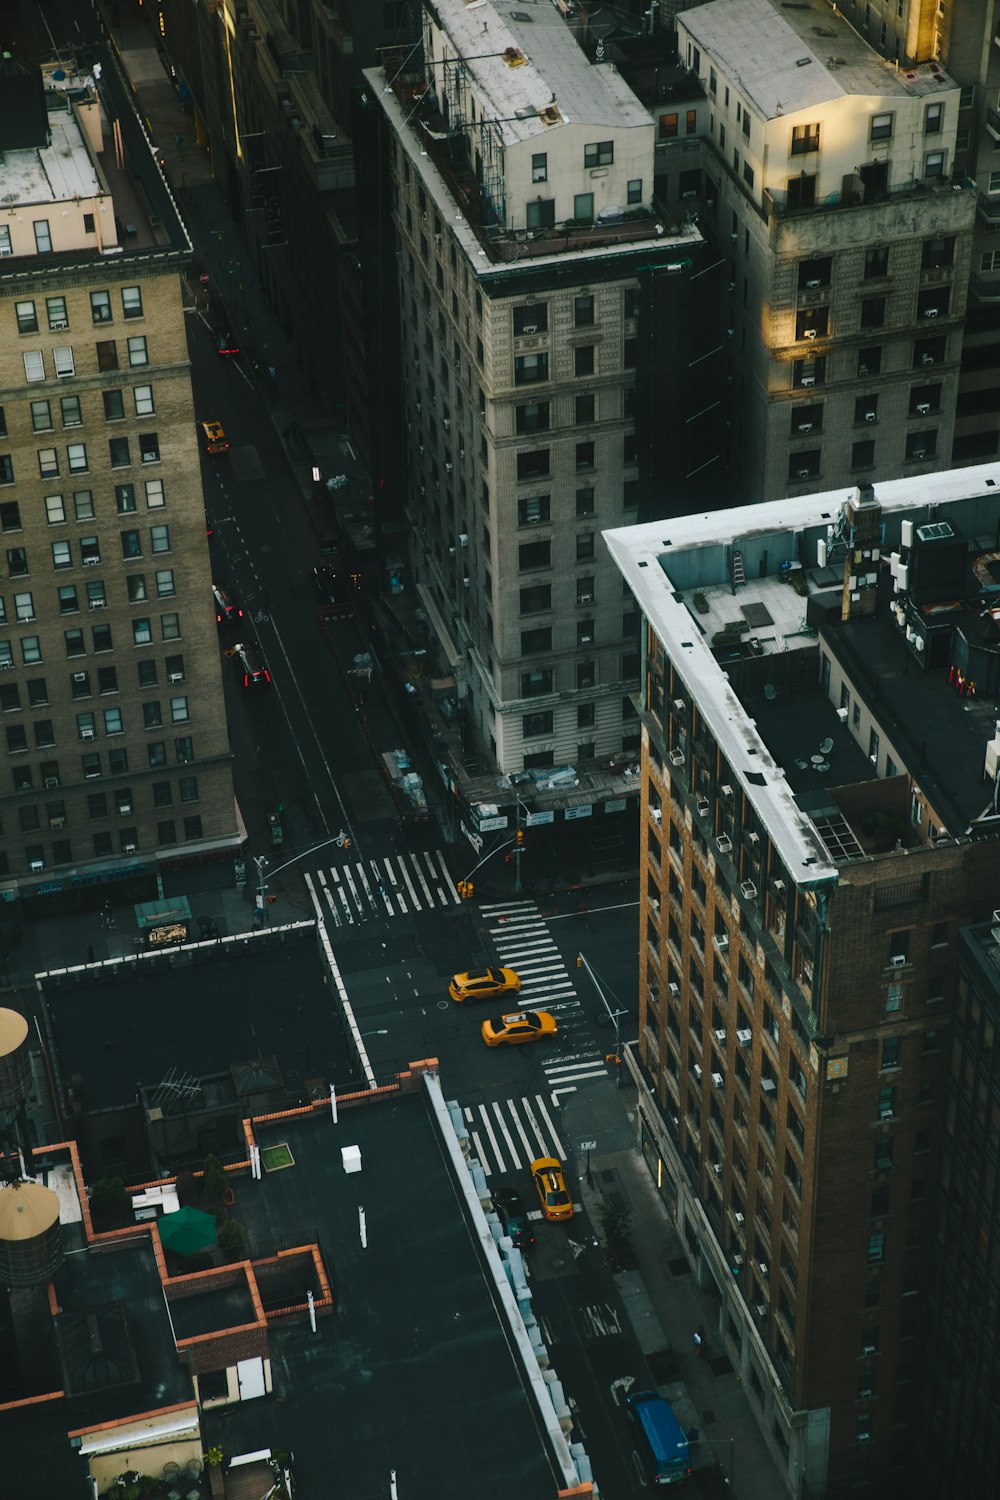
left=215, top=329, right=240, bottom=357
left=313, top=565, right=353, bottom=617
left=234, top=641, right=271, bottom=689
left=213, top=583, right=243, bottom=625
left=491, top=1184, right=534, bottom=1250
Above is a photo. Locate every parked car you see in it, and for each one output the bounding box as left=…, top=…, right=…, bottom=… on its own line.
left=234, top=641, right=271, bottom=688
left=530, top=1156, right=574, bottom=1222
left=213, top=583, right=243, bottom=625
left=448, top=967, right=521, bottom=1004
left=312, top=565, right=353, bottom=617
left=491, top=1184, right=534, bottom=1249
left=481, top=1010, right=558, bottom=1048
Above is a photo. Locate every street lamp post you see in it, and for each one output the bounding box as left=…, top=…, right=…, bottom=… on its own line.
left=695, top=1435, right=735, bottom=1489
left=254, top=830, right=351, bottom=925
left=576, top=951, right=629, bottom=1089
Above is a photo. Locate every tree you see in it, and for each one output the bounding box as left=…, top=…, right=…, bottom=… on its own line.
left=201, top=1153, right=227, bottom=1205
left=89, top=1176, right=128, bottom=1229
left=217, top=1218, right=246, bottom=1262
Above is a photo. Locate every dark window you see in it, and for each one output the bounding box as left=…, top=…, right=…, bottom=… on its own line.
left=517, top=450, right=550, bottom=481
left=96, top=340, right=118, bottom=371
left=574, top=295, right=595, bottom=327
left=914, top=337, right=945, bottom=368
left=917, top=287, right=949, bottom=320
left=526, top=199, right=555, bottom=230
left=576, top=441, right=595, bottom=470
left=864, top=246, right=889, bottom=279
left=921, top=236, right=954, bottom=271
left=519, top=540, right=551, bottom=571
left=861, top=297, right=886, bottom=329
left=103, top=390, right=125, bottom=421
left=521, top=627, right=552, bottom=654
left=0, top=501, right=21, bottom=531
left=521, top=668, right=553, bottom=697
left=859, top=346, right=882, bottom=377
left=576, top=393, right=595, bottom=425
left=906, top=430, right=937, bottom=461
left=523, top=710, right=553, bottom=737
left=788, top=450, right=821, bottom=481
left=520, top=584, right=551, bottom=614
left=576, top=532, right=595, bottom=562
left=574, top=346, right=595, bottom=377
left=852, top=440, right=875, bottom=469
left=515, top=402, right=550, bottom=434
left=787, top=174, right=816, bottom=209
left=514, top=353, right=549, bottom=385
left=797, top=257, right=831, bottom=290
left=576, top=488, right=595, bottom=517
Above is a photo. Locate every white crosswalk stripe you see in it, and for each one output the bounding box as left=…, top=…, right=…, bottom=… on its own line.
left=463, top=1093, right=567, bottom=1177
left=485, top=898, right=608, bottom=1095
left=307, top=848, right=457, bottom=926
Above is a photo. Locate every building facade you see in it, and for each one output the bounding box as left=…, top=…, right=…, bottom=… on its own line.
left=0, top=58, right=238, bottom=903
left=607, top=467, right=1000, bottom=1495
left=369, top=0, right=720, bottom=781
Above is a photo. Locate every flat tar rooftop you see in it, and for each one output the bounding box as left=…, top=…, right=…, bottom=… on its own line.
left=200, top=1084, right=562, bottom=1499
left=606, top=462, right=1000, bottom=881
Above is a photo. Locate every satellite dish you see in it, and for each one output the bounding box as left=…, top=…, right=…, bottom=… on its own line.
left=819, top=737, right=834, bottom=755
left=764, top=684, right=776, bottom=700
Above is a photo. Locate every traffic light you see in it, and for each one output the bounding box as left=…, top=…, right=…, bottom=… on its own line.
left=576, top=954, right=584, bottom=968
left=457, top=879, right=474, bottom=901
left=515, top=829, right=524, bottom=846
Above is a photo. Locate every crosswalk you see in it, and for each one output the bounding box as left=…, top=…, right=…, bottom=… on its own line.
left=463, top=1093, right=567, bottom=1178
left=481, top=899, right=609, bottom=1096
left=304, top=847, right=459, bottom=927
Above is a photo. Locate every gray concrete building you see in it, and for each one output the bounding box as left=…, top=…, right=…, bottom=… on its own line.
left=0, top=57, right=239, bottom=903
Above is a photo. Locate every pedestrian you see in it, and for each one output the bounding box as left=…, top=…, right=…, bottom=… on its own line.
left=173, top=131, right=182, bottom=148
left=693, top=1328, right=703, bottom=1357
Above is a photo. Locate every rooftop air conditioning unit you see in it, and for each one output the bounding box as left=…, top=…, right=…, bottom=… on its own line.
left=716, top=834, right=732, bottom=853
left=712, top=1161, right=723, bottom=1175
left=916, top=402, right=931, bottom=414
left=800, top=375, right=815, bottom=386
left=759, top=1261, right=769, bottom=1277
left=802, top=327, right=818, bottom=340
left=29, top=860, right=44, bottom=872
left=737, top=1028, right=752, bottom=1045
left=865, top=411, right=876, bottom=423
left=741, top=880, right=758, bottom=899
left=890, top=954, right=907, bottom=967
left=669, top=748, right=685, bottom=766
left=668, top=982, right=680, bottom=997
left=521, top=324, right=538, bottom=335
left=806, top=278, right=821, bottom=289
left=797, top=422, right=813, bottom=433
left=712, top=1072, right=725, bottom=1088
left=694, top=1063, right=703, bottom=1080
left=761, top=1078, right=777, bottom=1094
left=81, top=728, right=94, bottom=739
left=714, top=1028, right=727, bottom=1043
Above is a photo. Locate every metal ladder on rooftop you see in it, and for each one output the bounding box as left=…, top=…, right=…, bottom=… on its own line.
left=732, top=549, right=746, bottom=590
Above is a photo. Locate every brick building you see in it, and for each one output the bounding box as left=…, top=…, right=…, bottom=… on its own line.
left=0, top=56, right=239, bottom=901
left=606, top=465, right=1000, bottom=1495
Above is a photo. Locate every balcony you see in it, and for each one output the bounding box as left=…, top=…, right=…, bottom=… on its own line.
left=987, top=108, right=1000, bottom=142
left=977, top=191, right=1000, bottom=224
left=766, top=175, right=971, bottom=221
left=972, top=272, right=1000, bottom=301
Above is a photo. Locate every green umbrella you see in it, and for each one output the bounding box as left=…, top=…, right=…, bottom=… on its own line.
left=158, top=1204, right=218, bottom=1256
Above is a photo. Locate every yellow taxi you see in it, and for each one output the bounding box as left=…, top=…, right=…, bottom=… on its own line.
left=530, top=1157, right=574, bottom=1222
left=481, top=1010, right=558, bottom=1048
left=448, top=967, right=520, bottom=1004
left=200, top=419, right=229, bottom=455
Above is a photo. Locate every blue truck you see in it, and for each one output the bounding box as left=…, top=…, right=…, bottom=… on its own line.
left=625, top=1389, right=691, bottom=1485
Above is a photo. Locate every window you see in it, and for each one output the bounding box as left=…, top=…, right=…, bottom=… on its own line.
left=518, top=494, right=550, bottom=526
left=0, top=227, right=8, bottom=255
left=139, top=433, right=160, bottom=464
left=577, top=532, right=595, bottom=562
left=867, top=1233, right=885, bottom=1264
left=179, top=775, right=198, bottom=803
left=871, top=113, right=893, bottom=141
left=574, top=193, right=594, bottom=222
left=103, top=390, right=125, bottom=421
left=120, top=530, right=141, bottom=559
left=97, top=666, right=117, bottom=694
left=575, top=346, right=595, bottom=377
left=790, top=123, right=820, bottom=155
left=515, top=402, right=550, bottom=434
left=79, top=536, right=100, bottom=564
left=925, top=102, right=943, bottom=135
left=45, top=495, right=66, bottom=526
left=576, top=441, right=595, bottom=470
left=852, top=440, right=875, bottom=469
left=517, top=451, right=550, bottom=482
left=787, top=174, right=816, bottom=209
left=65, top=443, right=87, bottom=474
left=513, top=304, right=547, bottom=336
left=53, top=347, right=75, bottom=378
left=37, top=448, right=59, bottom=480
left=514, top=353, right=548, bottom=385
left=161, top=612, right=181, bottom=641
left=90, top=290, right=112, bottom=324
left=174, top=736, right=194, bottom=764
left=861, top=298, right=885, bottom=329
left=584, top=141, right=614, bottom=167
left=574, top=295, right=595, bottom=328
left=788, top=450, right=820, bottom=481
left=0, top=502, right=19, bottom=532
left=576, top=487, right=595, bottom=517
left=155, top=569, right=175, bottom=598
left=659, top=113, right=678, bottom=138
left=793, top=356, right=826, bottom=388
left=519, top=540, right=551, bottom=570
left=64, top=629, right=84, bottom=657
left=109, top=437, right=131, bottom=468
left=157, top=819, right=177, bottom=846
left=7, top=548, right=27, bottom=578
left=31, top=400, right=52, bottom=432
left=15, top=300, right=38, bottom=334
left=922, top=236, right=954, bottom=271
left=52, top=540, right=72, bottom=570
left=46, top=295, right=68, bottom=331
left=531, top=153, right=547, bottom=183
left=96, top=340, right=118, bottom=371
left=924, top=151, right=946, bottom=179
left=144, top=479, right=165, bottom=509
left=521, top=668, right=553, bottom=697
left=60, top=395, right=82, bottom=428
left=906, top=430, right=937, bottom=461
left=520, top=583, right=551, bottom=614
left=526, top=199, right=555, bottom=230
left=121, top=286, right=143, bottom=319
left=132, top=618, right=152, bottom=646
left=743, top=162, right=755, bottom=188
left=127, top=336, right=148, bottom=367
left=627, top=179, right=642, bottom=204
left=521, top=627, right=552, bottom=654
left=575, top=393, right=596, bottom=426
left=865, top=246, right=889, bottom=279
left=127, top=575, right=147, bottom=604
left=524, top=710, right=553, bottom=737
left=183, top=815, right=202, bottom=840
left=103, top=707, right=123, bottom=735
left=23, top=351, right=45, bottom=382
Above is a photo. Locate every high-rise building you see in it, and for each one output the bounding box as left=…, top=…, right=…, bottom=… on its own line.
left=606, top=465, right=1000, bottom=1494
left=652, top=0, right=977, bottom=504
left=0, top=57, right=239, bottom=902
left=366, top=0, right=717, bottom=783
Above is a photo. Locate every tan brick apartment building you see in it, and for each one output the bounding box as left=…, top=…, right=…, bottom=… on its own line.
left=0, top=57, right=238, bottom=900
left=607, top=467, right=1000, bottom=1495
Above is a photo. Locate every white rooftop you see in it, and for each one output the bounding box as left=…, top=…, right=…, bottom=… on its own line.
left=682, top=0, right=957, bottom=121
left=429, top=0, right=653, bottom=146
left=0, top=107, right=101, bottom=209
left=604, top=463, right=1000, bottom=887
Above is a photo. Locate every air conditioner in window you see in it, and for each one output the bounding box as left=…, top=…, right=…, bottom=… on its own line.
left=715, top=933, right=729, bottom=951
left=720, top=784, right=733, bottom=799
left=741, top=880, right=758, bottom=899
left=521, top=324, right=538, bottom=335
left=578, top=592, right=593, bottom=604
left=799, top=375, right=815, bottom=387
left=858, top=363, right=870, bottom=375
left=712, top=1072, right=725, bottom=1089
left=912, top=448, right=927, bottom=460
left=880, top=1107, right=894, bottom=1122
left=864, top=411, right=877, bottom=422
left=697, top=797, right=710, bottom=815
left=712, top=1161, right=722, bottom=1175
left=758, top=1261, right=769, bottom=1278
left=693, top=1064, right=703, bottom=1081
left=761, top=1077, right=777, bottom=1094
left=0, top=662, right=11, bottom=671
left=797, top=468, right=812, bottom=480
left=80, top=728, right=94, bottom=739
left=805, top=278, right=821, bottom=289
left=681, top=190, right=698, bottom=201
left=716, top=834, right=732, bottom=853
left=50, top=817, right=65, bottom=829
left=734, top=1215, right=745, bottom=1227
left=797, top=422, right=813, bottom=433
left=714, top=1027, right=727, bottom=1043
left=802, top=327, right=818, bottom=340
left=923, top=307, right=939, bottom=318
left=921, top=353, right=935, bottom=365
left=669, top=748, right=685, bottom=766
left=458, top=533, right=469, bottom=547
left=916, top=402, right=931, bottom=414
left=857, top=1431, right=871, bottom=1444
left=650, top=807, right=662, bottom=824
left=755, top=1304, right=768, bottom=1317
left=890, top=953, right=907, bottom=967
left=169, top=672, right=183, bottom=683
left=748, top=831, right=760, bottom=846
left=83, top=556, right=100, bottom=566
left=29, top=860, right=44, bottom=872
left=668, top=982, right=680, bottom=997
left=737, top=1028, right=753, bottom=1045
left=862, top=1344, right=876, bottom=1356
left=90, top=600, right=106, bottom=609
left=772, top=879, right=785, bottom=894
left=123, top=842, right=137, bottom=854
left=72, top=672, right=87, bottom=683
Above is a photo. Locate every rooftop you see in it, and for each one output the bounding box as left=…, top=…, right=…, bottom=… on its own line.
left=682, top=0, right=957, bottom=120
left=605, top=462, right=1000, bottom=882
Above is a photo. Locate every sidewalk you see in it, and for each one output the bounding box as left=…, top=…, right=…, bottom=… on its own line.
left=571, top=1083, right=784, bottom=1500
